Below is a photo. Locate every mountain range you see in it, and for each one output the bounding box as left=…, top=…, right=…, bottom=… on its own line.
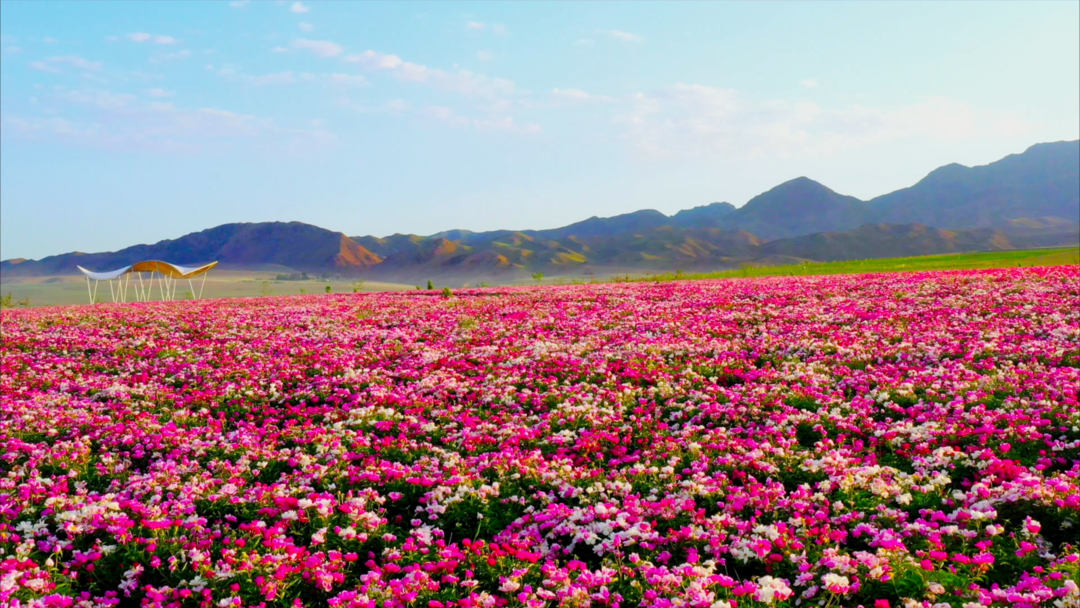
left=3, top=140, right=1077, bottom=283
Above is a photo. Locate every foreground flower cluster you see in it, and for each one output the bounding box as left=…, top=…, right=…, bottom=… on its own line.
left=2, top=267, right=1079, bottom=608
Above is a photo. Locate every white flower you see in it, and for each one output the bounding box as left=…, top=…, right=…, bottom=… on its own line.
left=822, top=572, right=851, bottom=593
left=754, top=576, right=793, bottom=604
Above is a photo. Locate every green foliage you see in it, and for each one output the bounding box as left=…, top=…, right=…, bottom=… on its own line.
left=441, top=286, right=453, bottom=298
left=795, top=422, right=823, bottom=448
left=351, top=279, right=364, bottom=293
left=620, top=247, right=1080, bottom=283
left=531, top=272, right=544, bottom=284
left=427, top=280, right=435, bottom=290
left=325, top=284, right=332, bottom=294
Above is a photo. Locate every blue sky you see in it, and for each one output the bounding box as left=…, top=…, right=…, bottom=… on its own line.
left=1, top=1, right=1078, bottom=260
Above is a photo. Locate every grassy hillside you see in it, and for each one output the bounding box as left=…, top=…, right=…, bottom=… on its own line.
left=616, top=247, right=1080, bottom=283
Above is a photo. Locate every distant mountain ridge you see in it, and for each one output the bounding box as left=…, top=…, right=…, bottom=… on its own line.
left=3, top=140, right=1077, bottom=281
left=718, top=177, right=868, bottom=240
left=1, top=222, right=382, bottom=277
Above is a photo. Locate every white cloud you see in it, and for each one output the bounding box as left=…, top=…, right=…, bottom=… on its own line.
left=42, top=37, right=58, bottom=44
left=127, top=33, right=178, bottom=45
left=328, top=73, right=368, bottom=86
left=476, top=50, right=493, bottom=62
left=211, top=64, right=364, bottom=88
left=290, top=2, right=310, bottom=14
left=338, top=97, right=536, bottom=134
left=246, top=71, right=299, bottom=86
left=422, top=105, right=540, bottom=134
left=58, top=56, right=104, bottom=70
left=346, top=50, right=402, bottom=69
left=29, top=55, right=103, bottom=74
left=422, top=105, right=467, bottom=126
left=151, top=49, right=192, bottom=62
left=552, top=88, right=615, bottom=103
left=614, top=84, right=1030, bottom=160
left=147, top=87, right=174, bottom=97
left=599, top=29, right=642, bottom=42
left=344, top=49, right=515, bottom=97
left=466, top=21, right=508, bottom=36
left=292, top=38, right=343, bottom=57
left=800, top=79, right=819, bottom=88
left=481, top=99, right=524, bottom=113
left=5, top=46, right=23, bottom=54
left=28, top=60, right=62, bottom=74
left=338, top=98, right=408, bottom=113
left=129, top=71, right=164, bottom=81
left=209, top=64, right=296, bottom=85
left=298, top=21, right=314, bottom=32
left=55, top=89, right=137, bottom=109
left=4, top=87, right=332, bottom=152
left=230, top=0, right=250, bottom=7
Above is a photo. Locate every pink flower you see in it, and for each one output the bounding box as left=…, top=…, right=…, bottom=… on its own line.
left=2, top=266, right=1076, bottom=606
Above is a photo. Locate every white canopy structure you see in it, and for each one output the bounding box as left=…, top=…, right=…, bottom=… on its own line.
left=77, top=261, right=219, bottom=304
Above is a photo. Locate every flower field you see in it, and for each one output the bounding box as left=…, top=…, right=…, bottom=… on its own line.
left=2, top=267, right=1079, bottom=608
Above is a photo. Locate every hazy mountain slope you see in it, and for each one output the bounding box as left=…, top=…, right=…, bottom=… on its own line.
left=353, top=234, right=474, bottom=268
left=429, top=210, right=672, bottom=246
left=716, top=177, right=871, bottom=240
left=761, top=223, right=1014, bottom=262
left=869, top=140, right=1080, bottom=229
left=580, top=227, right=761, bottom=267
left=1, top=222, right=381, bottom=277
left=421, top=140, right=1078, bottom=245
left=529, top=209, right=671, bottom=241
left=353, top=234, right=427, bottom=259
left=670, top=202, right=737, bottom=228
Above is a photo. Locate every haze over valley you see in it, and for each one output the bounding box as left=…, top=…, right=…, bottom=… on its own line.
left=3, top=139, right=1077, bottom=286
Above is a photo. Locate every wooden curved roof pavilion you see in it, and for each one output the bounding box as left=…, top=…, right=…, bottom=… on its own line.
left=76, top=260, right=219, bottom=303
